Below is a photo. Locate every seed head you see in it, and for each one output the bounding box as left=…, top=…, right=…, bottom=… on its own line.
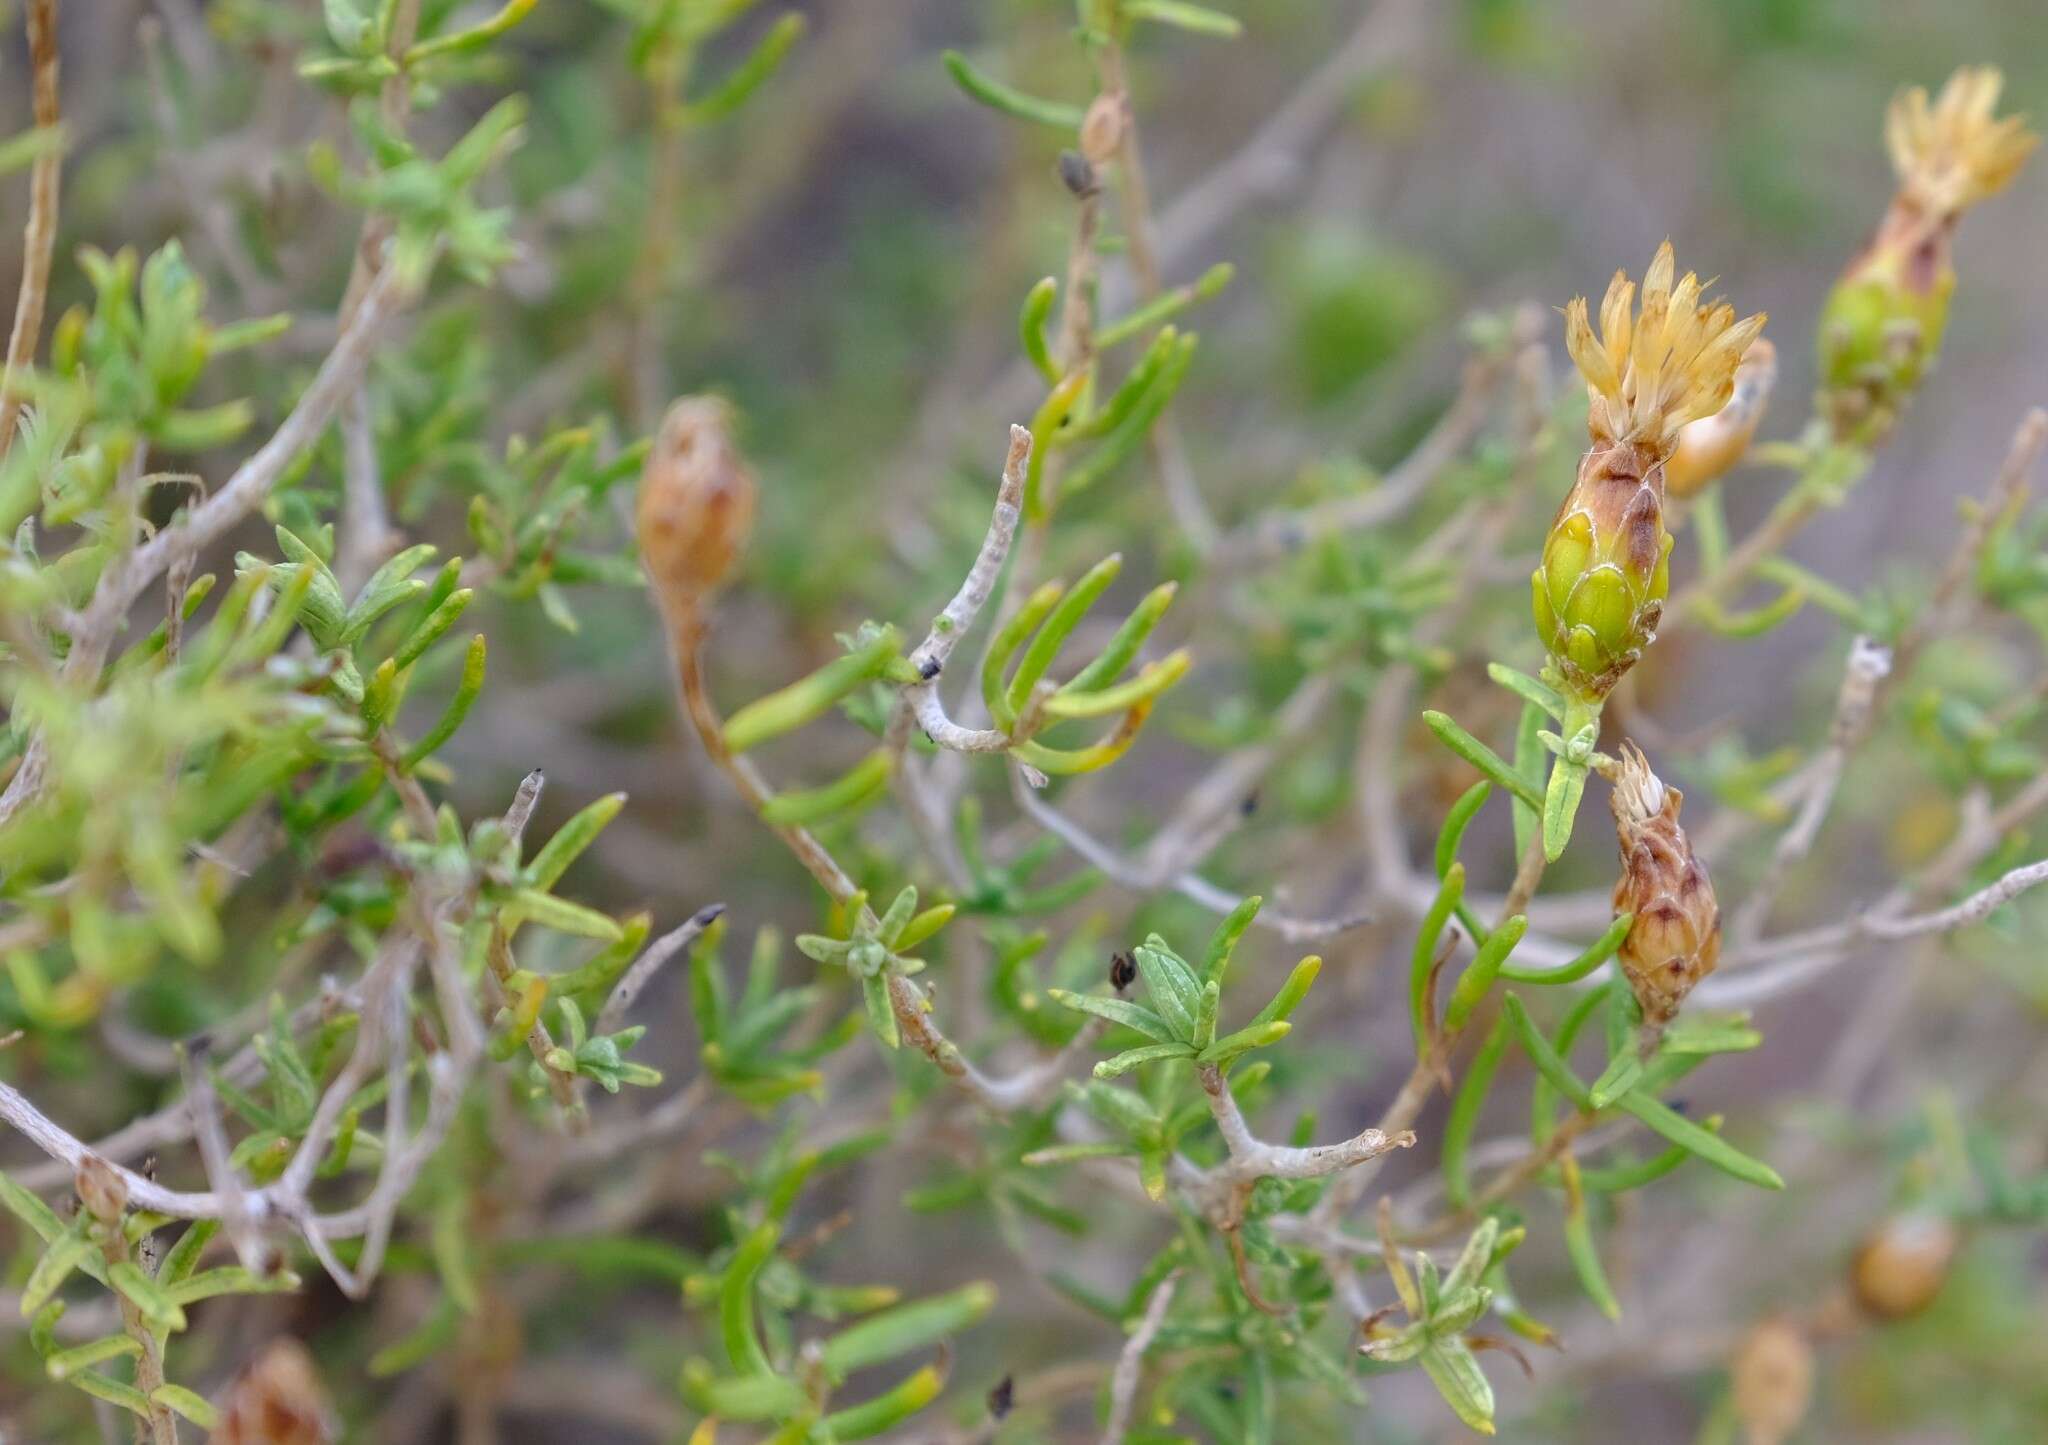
left=1850, top=1212, right=1959, bottom=1321
left=636, top=397, right=756, bottom=623
left=1819, top=67, right=2036, bottom=444
left=1608, top=743, right=1720, bottom=1030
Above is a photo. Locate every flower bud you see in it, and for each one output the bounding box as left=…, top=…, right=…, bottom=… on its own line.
left=1609, top=742, right=1720, bottom=1030
left=1730, top=1316, right=1813, bottom=1445
left=1666, top=338, right=1777, bottom=499
left=1818, top=67, right=2036, bottom=445
left=1534, top=243, right=1766, bottom=703
left=636, top=397, right=756, bottom=623
left=1849, top=1212, right=1958, bottom=1321
left=74, top=1153, right=129, bottom=1225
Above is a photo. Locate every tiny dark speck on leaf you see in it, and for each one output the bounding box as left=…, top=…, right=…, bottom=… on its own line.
left=988, top=1373, right=1014, bottom=1418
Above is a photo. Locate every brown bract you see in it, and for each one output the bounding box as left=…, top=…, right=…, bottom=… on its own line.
left=636, top=396, right=757, bottom=622
left=1609, top=742, right=1720, bottom=1028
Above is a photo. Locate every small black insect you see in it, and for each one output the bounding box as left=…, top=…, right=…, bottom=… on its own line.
left=988, top=1374, right=1015, bottom=1419
left=1058, top=149, right=1098, bottom=198
left=1109, top=951, right=1137, bottom=992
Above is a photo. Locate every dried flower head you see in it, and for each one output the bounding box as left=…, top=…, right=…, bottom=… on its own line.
left=1535, top=244, right=1765, bottom=703
left=1849, top=1212, right=1959, bottom=1321
left=1609, top=743, right=1720, bottom=1029
left=1887, top=66, right=2038, bottom=220
left=1820, top=67, right=2036, bottom=443
left=212, top=1338, right=338, bottom=1445
left=1666, top=337, right=1777, bottom=499
left=636, top=397, right=757, bottom=623
left=1564, top=241, right=1768, bottom=455
left=1730, top=1316, right=1814, bottom=1445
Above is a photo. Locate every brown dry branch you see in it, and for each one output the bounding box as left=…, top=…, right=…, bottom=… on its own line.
left=0, top=0, right=60, bottom=460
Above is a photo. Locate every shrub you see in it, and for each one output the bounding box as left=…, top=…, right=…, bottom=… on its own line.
left=0, top=3, right=2043, bottom=1441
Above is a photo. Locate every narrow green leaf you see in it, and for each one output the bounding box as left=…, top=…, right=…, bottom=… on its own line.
left=524, top=791, right=627, bottom=889
left=1422, top=711, right=1542, bottom=809
left=1249, top=955, right=1319, bottom=1028
left=505, top=889, right=623, bottom=941
left=1445, top=914, right=1526, bottom=1033
left=404, top=0, right=537, bottom=61
left=369, top=1292, right=458, bottom=1376
left=1614, top=1094, right=1783, bottom=1190
left=1007, top=554, right=1122, bottom=718
left=1048, top=989, right=1175, bottom=1043
left=43, top=1334, right=141, bottom=1381
left=1435, top=781, right=1492, bottom=879
left=1511, top=701, right=1544, bottom=864
left=164, top=1265, right=301, bottom=1306
left=940, top=50, right=1084, bottom=130
left=683, top=12, right=805, bottom=122
left=1542, top=753, right=1589, bottom=862
left=20, top=1232, right=98, bottom=1318
left=1199, top=895, right=1263, bottom=985
left=1125, top=0, right=1243, bottom=36
left=1589, top=1053, right=1644, bottom=1111
left=66, top=1370, right=152, bottom=1417
left=819, top=1281, right=995, bottom=1376
left=1561, top=1159, right=1621, bottom=1320
left=150, top=1382, right=221, bottom=1429
left=106, top=1261, right=186, bottom=1334
left=983, top=579, right=1066, bottom=728
left=1194, top=1019, right=1288, bottom=1066
left=1500, top=912, right=1631, bottom=985
left=1417, top=1337, right=1496, bottom=1436
left=722, top=629, right=900, bottom=753
left=1192, top=979, right=1220, bottom=1051
left=759, top=749, right=891, bottom=825
left=1409, top=863, right=1465, bottom=1051
left=1060, top=581, right=1177, bottom=695
left=1091, top=1042, right=1195, bottom=1079
left=400, top=634, right=486, bottom=769
left=1019, top=276, right=1059, bottom=384
left=1485, top=662, right=1566, bottom=721
left=1095, top=262, right=1234, bottom=349
left=1502, top=993, right=1591, bottom=1111
left=721, top=1224, right=780, bottom=1376
left=389, top=588, right=474, bottom=671
left=861, top=972, right=899, bottom=1049
left=1443, top=1015, right=1510, bottom=1211
left=822, top=1363, right=945, bottom=1439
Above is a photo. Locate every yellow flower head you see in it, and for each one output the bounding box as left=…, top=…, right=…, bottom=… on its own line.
left=1886, top=66, right=2038, bottom=220
left=1564, top=241, right=1767, bottom=456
